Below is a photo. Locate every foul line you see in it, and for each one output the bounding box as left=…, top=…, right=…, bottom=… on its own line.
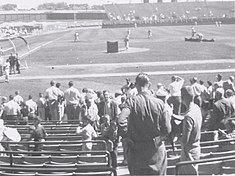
left=9, top=68, right=235, bottom=80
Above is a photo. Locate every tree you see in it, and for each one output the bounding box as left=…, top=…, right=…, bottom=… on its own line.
left=38, top=2, right=68, bottom=10
left=1, top=4, right=17, bottom=11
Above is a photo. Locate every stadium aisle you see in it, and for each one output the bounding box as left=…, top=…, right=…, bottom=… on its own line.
left=117, top=143, right=130, bottom=176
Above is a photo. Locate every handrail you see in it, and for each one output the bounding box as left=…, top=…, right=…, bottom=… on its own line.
left=0, top=140, right=106, bottom=145
left=166, top=136, right=235, bottom=149
left=175, top=154, right=235, bottom=175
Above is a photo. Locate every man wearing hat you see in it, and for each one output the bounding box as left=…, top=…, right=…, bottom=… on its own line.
left=120, top=72, right=171, bottom=175
left=178, top=86, right=202, bottom=175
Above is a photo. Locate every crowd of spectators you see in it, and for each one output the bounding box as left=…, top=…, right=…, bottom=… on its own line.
left=1, top=72, right=235, bottom=174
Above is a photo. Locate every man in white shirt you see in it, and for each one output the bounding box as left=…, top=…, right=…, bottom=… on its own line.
left=3, top=95, right=21, bottom=124
left=167, top=75, right=184, bottom=115
left=64, top=81, right=81, bottom=122
left=25, top=95, right=37, bottom=120
left=13, top=91, right=24, bottom=106
left=45, top=80, right=63, bottom=121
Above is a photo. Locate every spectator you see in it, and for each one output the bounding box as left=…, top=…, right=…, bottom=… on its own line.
left=223, top=76, right=235, bottom=92
left=20, top=102, right=29, bottom=124
left=98, top=90, right=118, bottom=122
left=25, top=95, right=37, bottom=121
left=37, top=93, right=46, bottom=120
left=119, top=72, right=171, bottom=175
left=100, top=115, right=118, bottom=169
left=117, top=96, right=128, bottom=166
left=0, top=97, right=7, bottom=118
left=76, top=116, right=97, bottom=151
left=64, top=81, right=81, bottom=122
left=121, top=78, right=131, bottom=95
left=44, top=96, right=51, bottom=121
left=126, top=82, right=138, bottom=98
left=225, top=89, right=235, bottom=111
left=218, top=119, right=235, bottom=139
left=56, top=83, right=65, bottom=122
left=13, top=91, right=24, bottom=106
left=179, top=86, right=202, bottom=175
left=214, top=74, right=223, bottom=88
left=82, top=94, right=100, bottom=131
left=28, top=116, right=47, bottom=152
left=2, top=95, right=21, bottom=124
left=208, top=88, right=234, bottom=130
left=167, top=75, right=184, bottom=115
left=190, top=77, right=202, bottom=107
left=45, top=80, right=63, bottom=121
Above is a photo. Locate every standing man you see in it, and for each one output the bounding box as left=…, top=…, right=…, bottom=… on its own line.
left=14, top=91, right=24, bottom=106
left=25, top=95, right=38, bottom=121
left=120, top=73, right=171, bottom=175
left=168, top=75, right=184, bottom=115
left=37, top=93, right=46, bottom=120
left=2, top=95, right=21, bottom=124
left=178, top=86, right=202, bottom=175
left=64, top=81, right=81, bottom=122
left=208, top=88, right=234, bottom=130
left=98, top=90, right=118, bottom=122
left=45, top=80, right=63, bottom=121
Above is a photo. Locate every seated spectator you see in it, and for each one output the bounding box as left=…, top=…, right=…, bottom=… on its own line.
left=218, top=119, right=235, bottom=139
left=28, top=116, right=47, bottom=152
left=76, top=116, right=97, bottom=151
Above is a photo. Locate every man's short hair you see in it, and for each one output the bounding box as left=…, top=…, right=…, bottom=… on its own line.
left=9, top=95, right=14, bottom=100
left=56, top=83, right=61, bottom=88
left=181, top=86, right=194, bottom=102
left=135, top=72, right=150, bottom=87
left=68, top=81, right=73, bottom=87
left=50, top=80, right=56, bottom=86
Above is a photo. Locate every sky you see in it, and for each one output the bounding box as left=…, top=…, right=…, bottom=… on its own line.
left=0, top=0, right=233, bottom=9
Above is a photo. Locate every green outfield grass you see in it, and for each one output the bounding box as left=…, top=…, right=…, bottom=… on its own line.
left=0, top=24, right=235, bottom=100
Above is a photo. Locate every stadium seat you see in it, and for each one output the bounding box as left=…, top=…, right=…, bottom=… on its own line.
left=23, top=156, right=50, bottom=164
left=221, top=166, right=235, bottom=175
left=198, top=161, right=222, bottom=175
left=50, top=155, right=78, bottom=163
left=36, top=173, right=73, bottom=176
